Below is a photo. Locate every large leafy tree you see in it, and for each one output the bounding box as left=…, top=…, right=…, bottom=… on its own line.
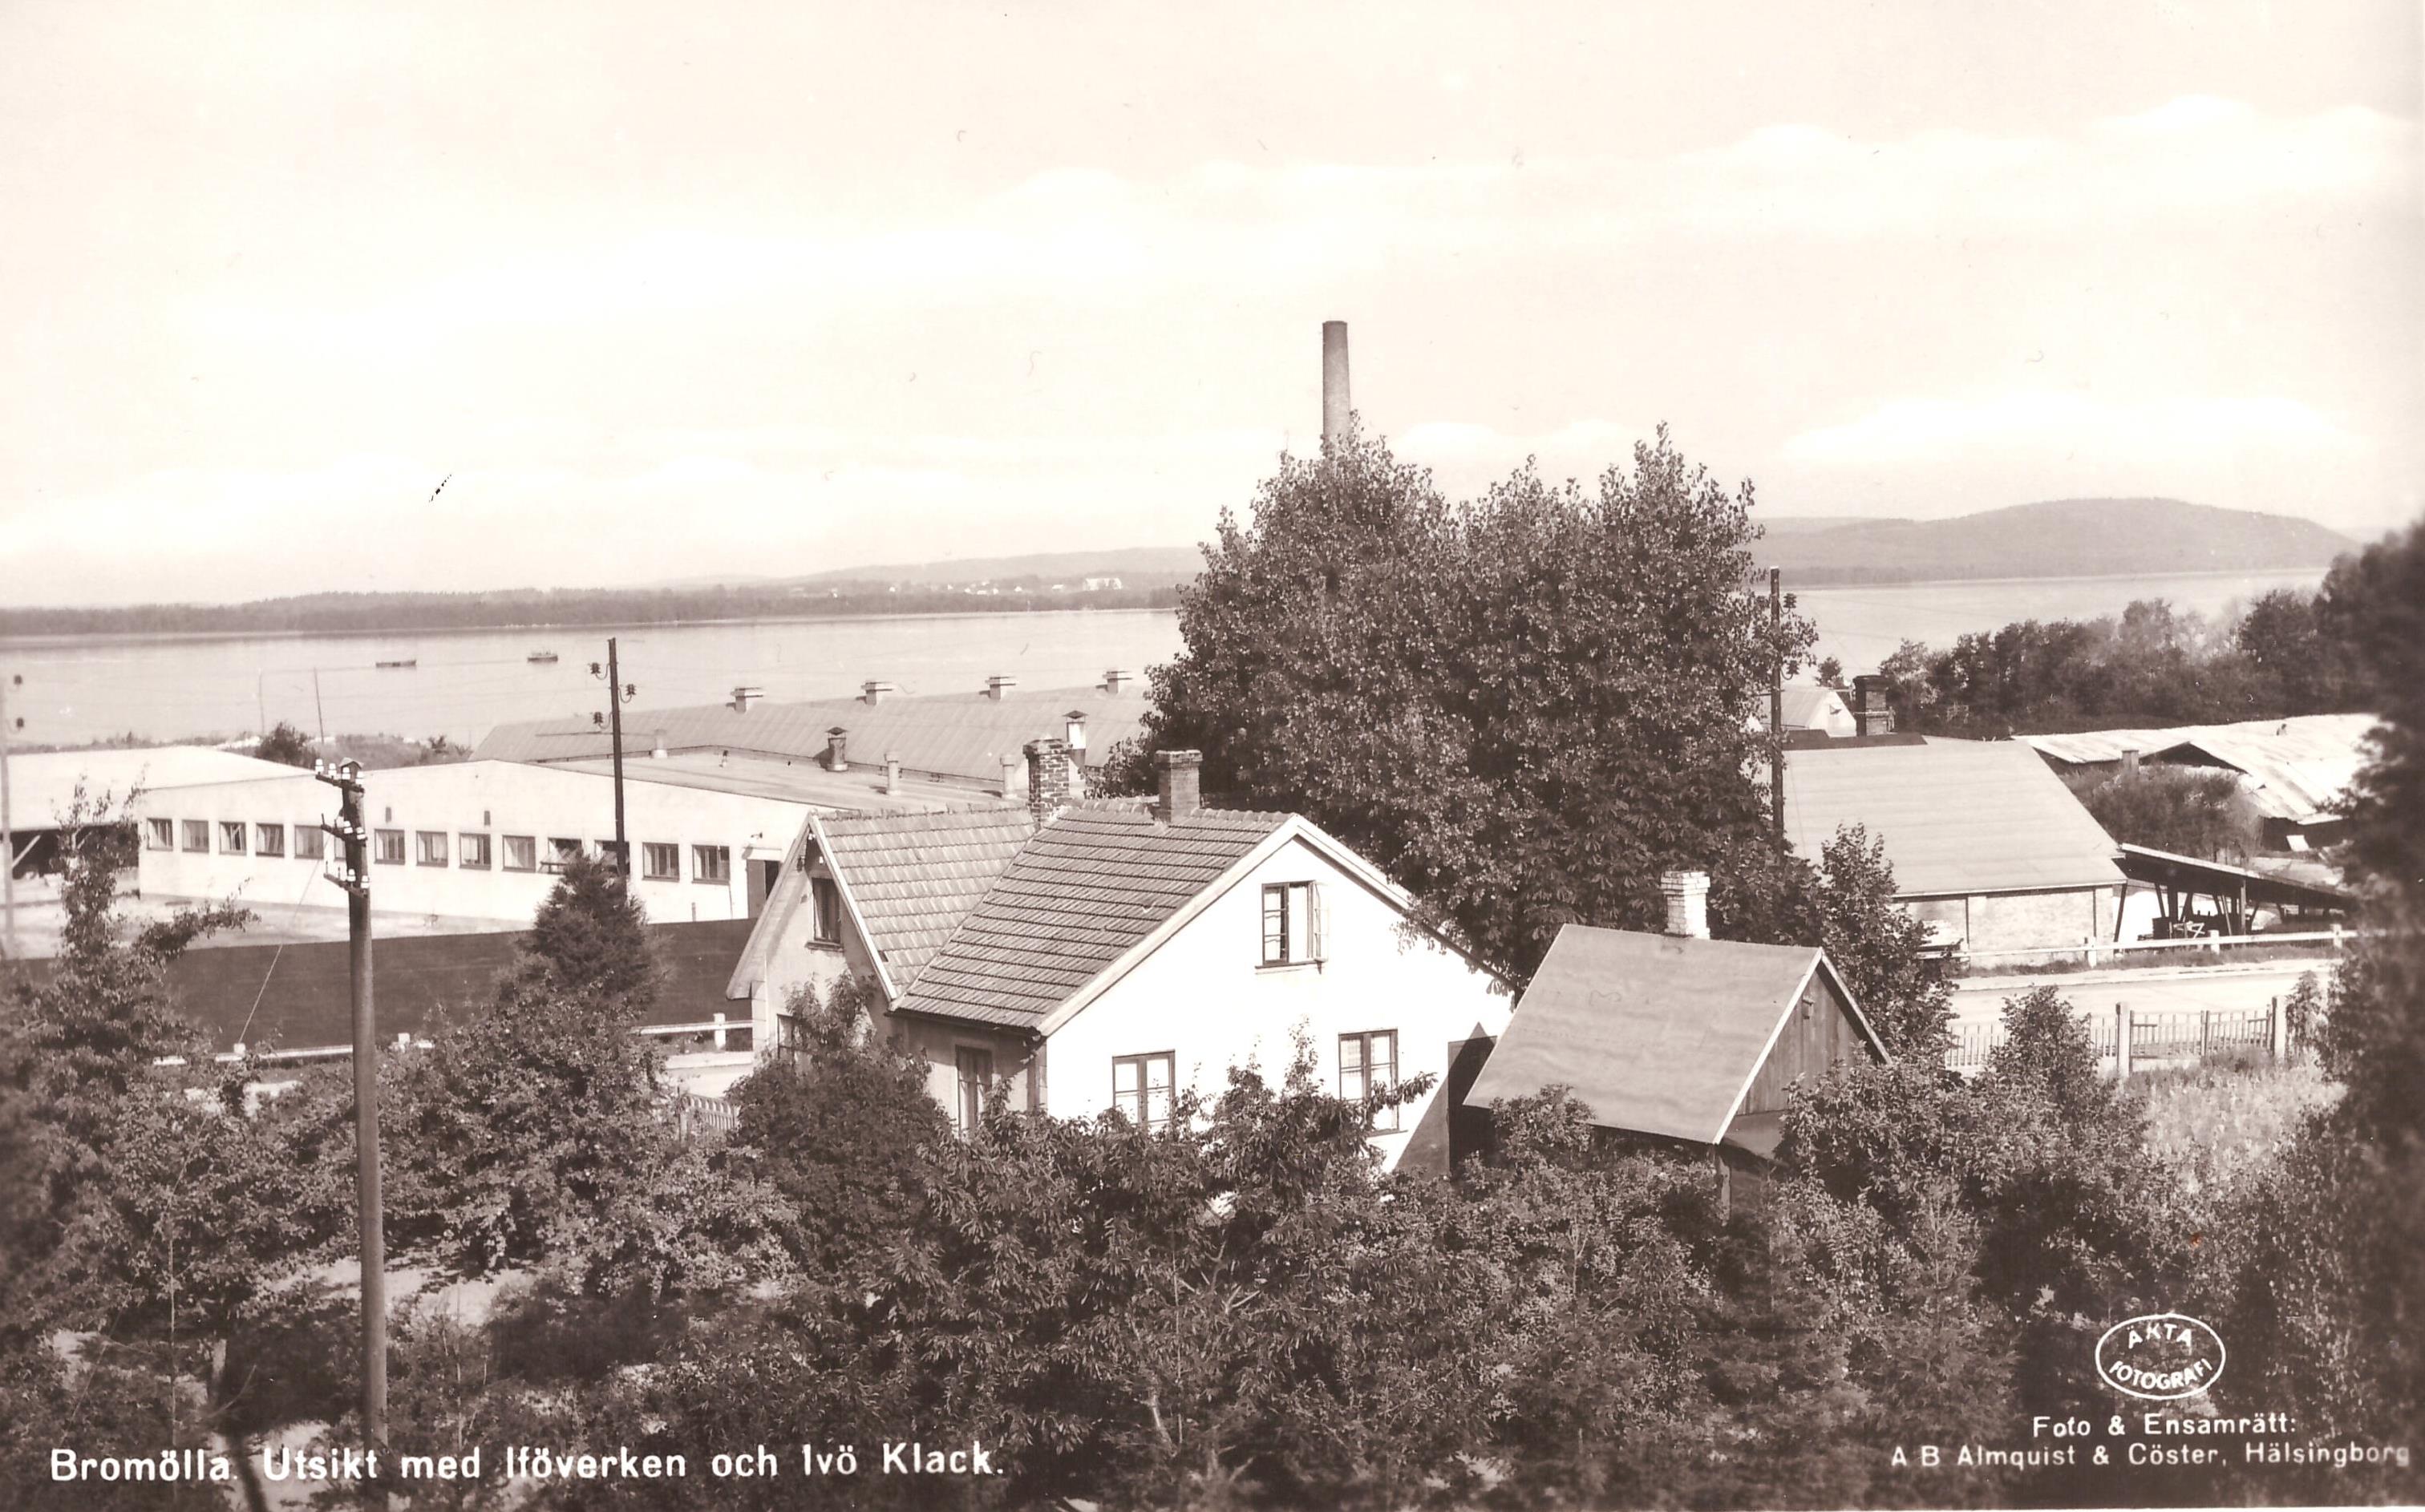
left=1140, top=426, right=1814, bottom=977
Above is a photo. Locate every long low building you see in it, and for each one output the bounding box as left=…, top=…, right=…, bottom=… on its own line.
left=4, top=746, right=299, bottom=876
left=131, top=758, right=988, bottom=929
left=1782, top=736, right=2128, bottom=953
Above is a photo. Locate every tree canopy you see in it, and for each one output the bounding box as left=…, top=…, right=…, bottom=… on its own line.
left=1133, top=426, right=1814, bottom=977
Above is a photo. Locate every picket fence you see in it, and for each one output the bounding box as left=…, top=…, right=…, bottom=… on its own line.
left=1945, top=999, right=2293, bottom=1077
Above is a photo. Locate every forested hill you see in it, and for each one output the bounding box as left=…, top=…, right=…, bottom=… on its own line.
left=0, top=499, right=2352, bottom=637
left=1760, top=497, right=2353, bottom=584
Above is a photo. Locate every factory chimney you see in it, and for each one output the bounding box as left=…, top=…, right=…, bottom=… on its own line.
left=1322, top=321, right=1351, bottom=445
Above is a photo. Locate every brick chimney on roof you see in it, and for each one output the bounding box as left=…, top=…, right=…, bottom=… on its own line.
left=860, top=680, right=894, bottom=705
left=1024, top=737, right=1071, bottom=824
left=1849, top=675, right=1895, bottom=737
left=823, top=726, right=848, bottom=771
left=1660, top=870, right=1711, bottom=940
left=986, top=674, right=1018, bottom=701
left=1152, top=750, right=1203, bottom=823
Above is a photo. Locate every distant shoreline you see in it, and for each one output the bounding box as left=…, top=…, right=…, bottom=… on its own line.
left=0, top=566, right=2334, bottom=649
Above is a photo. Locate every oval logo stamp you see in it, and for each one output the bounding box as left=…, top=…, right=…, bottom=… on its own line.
left=2096, top=1312, right=2226, bottom=1401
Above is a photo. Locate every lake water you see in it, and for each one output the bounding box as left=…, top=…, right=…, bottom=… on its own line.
left=0, top=569, right=2323, bottom=749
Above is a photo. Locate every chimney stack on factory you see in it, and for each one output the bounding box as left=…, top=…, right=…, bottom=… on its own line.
left=1321, top=320, right=1351, bottom=445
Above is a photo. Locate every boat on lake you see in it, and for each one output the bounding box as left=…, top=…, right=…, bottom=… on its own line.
left=528, top=651, right=560, bottom=665
left=374, top=658, right=418, bottom=669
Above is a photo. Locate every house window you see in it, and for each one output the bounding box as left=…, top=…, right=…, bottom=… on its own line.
left=294, top=824, right=325, bottom=861
left=954, top=1046, right=994, bottom=1134
left=1112, top=1051, right=1176, bottom=1133
left=693, top=845, right=731, bottom=884
left=219, top=821, right=248, bottom=855
left=642, top=843, right=680, bottom=880
left=460, top=832, right=492, bottom=870
left=1338, top=1030, right=1399, bottom=1131
left=545, top=837, right=583, bottom=872
left=255, top=823, right=285, bottom=858
left=146, top=818, right=174, bottom=851
left=811, top=875, right=843, bottom=944
left=181, top=819, right=210, bottom=852
left=374, top=829, right=406, bottom=865
left=597, top=839, right=627, bottom=871
left=502, top=835, right=537, bottom=871
left=1260, top=881, right=1324, bottom=965
left=415, top=831, right=448, bottom=867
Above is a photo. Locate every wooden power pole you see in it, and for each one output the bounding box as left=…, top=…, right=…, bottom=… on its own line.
left=593, top=641, right=635, bottom=873
left=314, top=758, right=387, bottom=1506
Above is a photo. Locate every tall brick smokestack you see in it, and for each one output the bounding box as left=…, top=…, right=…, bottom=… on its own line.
left=1322, top=321, right=1350, bottom=445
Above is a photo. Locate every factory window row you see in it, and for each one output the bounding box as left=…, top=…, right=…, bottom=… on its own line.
left=144, top=815, right=731, bottom=885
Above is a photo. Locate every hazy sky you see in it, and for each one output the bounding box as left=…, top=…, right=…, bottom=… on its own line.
left=2, top=1, right=2418, bottom=605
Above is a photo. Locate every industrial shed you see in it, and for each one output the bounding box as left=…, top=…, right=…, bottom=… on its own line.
left=2026, top=714, right=2379, bottom=851
left=1782, top=737, right=2127, bottom=954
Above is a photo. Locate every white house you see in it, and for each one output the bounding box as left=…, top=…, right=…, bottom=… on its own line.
left=132, top=759, right=857, bottom=928
left=727, top=745, right=1512, bottom=1170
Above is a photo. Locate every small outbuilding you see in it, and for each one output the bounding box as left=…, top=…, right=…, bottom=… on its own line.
left=1463, top=872, right=1887, bottom=1203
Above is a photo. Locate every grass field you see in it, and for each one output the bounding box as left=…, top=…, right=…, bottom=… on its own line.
left=2136, top=1057, right=2341, bottom=1195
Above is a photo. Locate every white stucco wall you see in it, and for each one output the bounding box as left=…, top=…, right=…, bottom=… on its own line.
left=132, top=761, right=812, bottom=927
left=1039, top=831, right=1510, bottom=1169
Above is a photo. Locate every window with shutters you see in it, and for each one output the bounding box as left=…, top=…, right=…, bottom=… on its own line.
left=1111, top=1052, right=1176, bottom=1132
left=1338, top=1030, right=1400, bottom=1131
left=1259, top=880, right=1324, bottom=966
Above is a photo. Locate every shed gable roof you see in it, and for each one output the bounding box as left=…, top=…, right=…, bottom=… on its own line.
left=1464, top=924, right=1880, bottom=1146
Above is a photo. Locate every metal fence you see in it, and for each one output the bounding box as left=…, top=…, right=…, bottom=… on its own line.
left=670, top=1091, right=739, bottom=1142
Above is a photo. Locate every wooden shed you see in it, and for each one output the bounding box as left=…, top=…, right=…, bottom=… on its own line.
left=1462, top=923, right=1887, bottom=1203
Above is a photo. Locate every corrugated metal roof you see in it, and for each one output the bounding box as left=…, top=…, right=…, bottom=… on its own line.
left=897, top=802, right=1287, bottom=1029
left=2, top=747, right=301, bottom=828
left=476, top=684, right=1147, bottom=786
left=2154, top=714, right=2380, bottom=823
left=1783, top=737, right=2124, bottom=895
left=1464, top=925, right=1832, bottom=1145
left=553, top=751, right=979, bottom=811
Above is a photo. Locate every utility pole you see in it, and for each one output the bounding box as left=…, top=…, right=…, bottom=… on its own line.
left=2, top=672, right=18, bottom=957
left=1769, top=568, right=1786, bottom=851
left=591, top=642, right=637, bottom=873
left=314, top=758, right=386, bottom=1507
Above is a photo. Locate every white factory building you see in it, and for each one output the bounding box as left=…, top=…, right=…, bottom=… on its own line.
left=131, top=757, right=990, bottom=928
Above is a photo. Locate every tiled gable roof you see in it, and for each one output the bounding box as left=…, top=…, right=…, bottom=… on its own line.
left=897, top=802, right=1289, bottom=1029
left=820, top=807, right=1037, bottom=987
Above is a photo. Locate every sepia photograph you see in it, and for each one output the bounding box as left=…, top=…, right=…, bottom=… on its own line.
left=1, top=2, right=2420, bottom=1507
